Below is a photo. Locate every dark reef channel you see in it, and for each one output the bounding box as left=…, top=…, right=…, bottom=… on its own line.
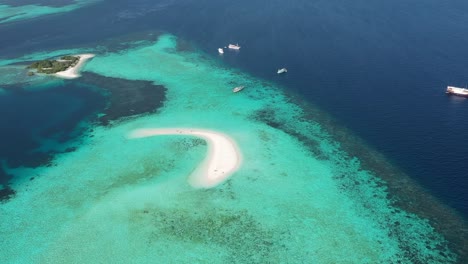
left=0, top=72, right=167, bottom=202
left=250, top=89, right=468, bottom=263
left=79, top=72, right=166, bottom=126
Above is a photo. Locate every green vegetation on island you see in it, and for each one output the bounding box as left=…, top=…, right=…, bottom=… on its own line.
left=28, top=55, right=80, bottom=74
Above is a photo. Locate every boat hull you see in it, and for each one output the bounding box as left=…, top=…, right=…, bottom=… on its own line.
left=446, top=92, right=468, bottom=98
left=446, top=86, right=468, bottom=98
left=232, top=86, right=244, bottom=93
left=228, top=44, right=241, bottom=50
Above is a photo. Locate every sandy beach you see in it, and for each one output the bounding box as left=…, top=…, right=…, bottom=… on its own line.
left=128, top=128, right=242, bottom=188
left=55, top=53, right=95, bottom=79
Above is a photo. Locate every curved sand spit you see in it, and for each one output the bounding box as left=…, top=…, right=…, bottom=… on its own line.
left=55, top=53, right=95, bottom=79
left=128, top=128, right=242, bottom=188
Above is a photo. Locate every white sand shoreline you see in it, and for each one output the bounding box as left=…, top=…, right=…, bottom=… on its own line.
left=128, top=128, right=242, bottom=188
left=55, top=53, right=95, bottom=79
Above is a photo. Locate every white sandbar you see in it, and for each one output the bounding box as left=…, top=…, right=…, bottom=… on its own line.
left=55, top=53, right=95, bottom=79
left=128, top=128, right=242, bottom=188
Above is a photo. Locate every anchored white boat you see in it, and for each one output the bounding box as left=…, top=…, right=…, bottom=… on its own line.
left=232, top=86, right=244, bottom=93
left=218, top=48, right=224, bottom=54
left=277, top=68, right=287, bottom=74
left=445, top=86, right=468, bottom=97
left=228, top=44, right=241, bottom=50
left=446, top=86, right=468, bottom=97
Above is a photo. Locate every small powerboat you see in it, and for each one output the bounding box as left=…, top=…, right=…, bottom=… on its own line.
left=232, top=86, right=245, bottom=93
left=228, top=44, right=241, bottom=50
left=218, top=48, right=224, bottom=54
left=277, top=68, right=287, bottom=74
left=446, top=86, right=468, bottom=97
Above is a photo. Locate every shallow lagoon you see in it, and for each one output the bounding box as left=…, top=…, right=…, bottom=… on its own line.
left=0, top=35, right=465, bottom=263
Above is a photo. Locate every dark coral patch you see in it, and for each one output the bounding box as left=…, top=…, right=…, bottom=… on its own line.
left=79, top=72, right=167, bottom=126
left=0, top=186, right=16, bottom=202
left=250, top=107, right=325, bottom=160
left=130, top=207, right=287, bottom=262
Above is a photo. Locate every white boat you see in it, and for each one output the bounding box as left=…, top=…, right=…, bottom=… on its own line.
left=277, top=68, right=287, bottom=74
left=228, top=44, right=241, bottom=50
left=446, top=86, right=468, bottom=97
left=232, top=86, right=244, bottom=93
left=218, top=48, right=224, bottom=54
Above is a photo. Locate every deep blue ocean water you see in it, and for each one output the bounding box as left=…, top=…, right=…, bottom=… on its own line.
left=0, top=81, right=105, bottom=174
left=1, top=0, right=467, bottom=217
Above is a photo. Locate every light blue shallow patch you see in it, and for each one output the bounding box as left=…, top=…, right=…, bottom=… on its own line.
left=0, top=1, right=101, bottom=24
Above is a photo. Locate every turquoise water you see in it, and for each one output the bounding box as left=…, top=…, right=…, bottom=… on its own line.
left=0, top=35, right=460, bottom=263
left=0, top=1, right=100, bottom=24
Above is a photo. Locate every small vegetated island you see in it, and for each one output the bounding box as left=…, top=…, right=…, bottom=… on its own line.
left=28, top=55, right=80, bottom=74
